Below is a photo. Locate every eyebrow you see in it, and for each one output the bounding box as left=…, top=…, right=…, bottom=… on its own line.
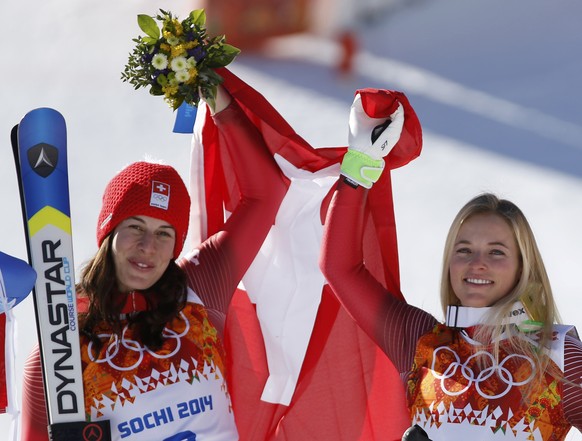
left=455, top=239, right=510, bottom=248
left=126, top=216, right=175, bottom=230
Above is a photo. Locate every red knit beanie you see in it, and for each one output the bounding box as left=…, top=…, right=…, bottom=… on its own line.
left=97, top=161, right=190, bottom=259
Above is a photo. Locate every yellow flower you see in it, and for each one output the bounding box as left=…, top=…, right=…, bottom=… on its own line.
left=172, top=19, right=183, bottom=36
left=184, top=40, right=198, bottom=50
left=164, top=96, right=178, bottom=108
left=171, top=44, right=186, bottom=58
left=162, top=84, right=179, bottom=97
left=160, top=43, right=171, bottom=52
left=186, top=68, right=198, bottom=84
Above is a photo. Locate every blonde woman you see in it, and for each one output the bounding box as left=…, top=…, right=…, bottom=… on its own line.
left=320, top=90, right=582, bottom=440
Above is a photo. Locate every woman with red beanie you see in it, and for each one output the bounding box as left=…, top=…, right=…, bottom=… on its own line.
left=20, top=87, right=287, bottom=440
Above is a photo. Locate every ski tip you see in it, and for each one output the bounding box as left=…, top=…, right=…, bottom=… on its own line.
left=11, top=124, right=19, bottom=146
left=17, top=108, right=67, bottom=154
left=21, top=107, right=64, bottom=120
left=18, top=108, right=66, bottom=137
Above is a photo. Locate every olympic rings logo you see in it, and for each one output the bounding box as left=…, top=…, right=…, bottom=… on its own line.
left=151, top=193, right=168, bottom=202
left=87, top=312, right=191, bottom=371
left=431, top=347, right=536, bottom=399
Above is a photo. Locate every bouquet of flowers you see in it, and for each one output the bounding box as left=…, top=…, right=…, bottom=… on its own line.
left=121, top=9, right=240, bottom=110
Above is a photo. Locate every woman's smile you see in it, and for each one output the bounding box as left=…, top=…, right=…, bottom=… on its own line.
left=450, top=213, right=520, bottom=308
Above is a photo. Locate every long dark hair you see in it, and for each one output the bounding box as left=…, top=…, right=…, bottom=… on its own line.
left=78, top=235, right=188, bottom=351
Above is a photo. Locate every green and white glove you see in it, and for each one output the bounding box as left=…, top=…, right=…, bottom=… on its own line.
left=341, top=93, right=404, bottom=188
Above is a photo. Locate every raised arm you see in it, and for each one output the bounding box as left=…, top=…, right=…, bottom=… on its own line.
left=182, top=87, right=287, bottom=317
left=211, top=89, right=287, bottom=280
left=320, top=90, right=436, bottom=374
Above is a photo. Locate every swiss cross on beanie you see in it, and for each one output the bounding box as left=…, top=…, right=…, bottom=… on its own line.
left=96, top=161, right=191, bottom=259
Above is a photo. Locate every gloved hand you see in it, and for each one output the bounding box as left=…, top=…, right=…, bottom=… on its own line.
left=341, top=92, right=404, bottom=188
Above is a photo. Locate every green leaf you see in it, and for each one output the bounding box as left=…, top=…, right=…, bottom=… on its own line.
left=204, top=96, right=216, bottom=112
left=143, top=36, right=158, bottom=46
left=207, top=44, right=241, bottom=68
left=138, top=14, right=160, bottom=40
left=199, top=67, right=223, bottom=84
left=222, top=44, right=241, bottom=60
left=149, top=86, right=164, bottom=96
left=172, top=96, right=185, bottom=111
left=198, top=84, right=217, bottom=111
left=190, top=9, right=206, bottom=27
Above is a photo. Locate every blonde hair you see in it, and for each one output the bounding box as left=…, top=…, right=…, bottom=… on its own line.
left=440, top=193, right=561, bottom=381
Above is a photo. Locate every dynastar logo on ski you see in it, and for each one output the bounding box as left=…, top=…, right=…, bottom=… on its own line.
left=39, top=238, right=79, bottom=414
left=28, top=142, right=58, bottom=177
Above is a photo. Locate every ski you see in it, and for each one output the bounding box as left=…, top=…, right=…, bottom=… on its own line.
left=12, top=108, right=110, bottom=440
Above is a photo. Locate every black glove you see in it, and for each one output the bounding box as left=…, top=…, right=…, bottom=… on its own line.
left=402, top=424, right=432, bottom=441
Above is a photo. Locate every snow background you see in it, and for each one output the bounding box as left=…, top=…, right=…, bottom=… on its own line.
left=1, top=0, right=582, bottom=438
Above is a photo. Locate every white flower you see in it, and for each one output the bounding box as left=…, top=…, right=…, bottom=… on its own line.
left=186, top=57, right=197, bottom=68
left=170, top=56, right=188, bottom=72
left=151, top=53, right=168, bottom=70
left=167, top=36, right=180, bottom=46
left=175, top=70, right=190, bottom=83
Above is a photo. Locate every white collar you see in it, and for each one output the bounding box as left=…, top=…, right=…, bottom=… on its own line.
left=445, top=301, right=542, bottom=332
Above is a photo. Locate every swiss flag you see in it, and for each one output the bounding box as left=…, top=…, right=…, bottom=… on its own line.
left=152, top=181, right=170, bottom=196
left=189, top=68, right=422, bottom=440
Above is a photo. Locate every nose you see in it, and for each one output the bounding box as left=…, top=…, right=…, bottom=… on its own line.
left=138, top=232, right=156, bottom=253
left=469, top=252, right=486, bottom=269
